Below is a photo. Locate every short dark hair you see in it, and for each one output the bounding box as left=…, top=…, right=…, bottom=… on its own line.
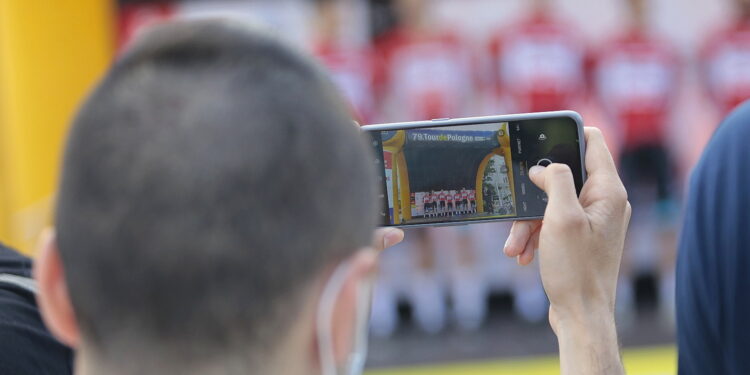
left=55, top=19, right=377, bottom=370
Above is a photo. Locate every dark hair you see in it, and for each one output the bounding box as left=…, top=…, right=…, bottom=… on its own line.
left=55, top=19, right=377, bottom=370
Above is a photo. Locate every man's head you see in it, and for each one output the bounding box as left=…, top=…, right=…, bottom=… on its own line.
left=530, top=0, right=552, bottom=12
left=313, top=0, right=342, bottom=41
left=35, top=19, right=380, bottom=374
left=737, top=0, right=750, bottom=19
left=394, top=0, right=430, bottom=30
left=626, top=0, right=649, bottom=29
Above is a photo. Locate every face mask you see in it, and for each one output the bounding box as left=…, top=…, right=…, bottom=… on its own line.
left=316, top=260, right=374, bottom=375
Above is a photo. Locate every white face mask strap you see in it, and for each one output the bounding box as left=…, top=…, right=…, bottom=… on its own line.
left=347, top=278, right=373, bottom=375
left=316, top=260, right=373, bottom=375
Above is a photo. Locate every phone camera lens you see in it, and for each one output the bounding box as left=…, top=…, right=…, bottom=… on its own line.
left=537, top=158, right=553, bottom=167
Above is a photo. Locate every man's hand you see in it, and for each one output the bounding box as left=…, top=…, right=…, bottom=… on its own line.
left=503, top=127, right=631, bottom=375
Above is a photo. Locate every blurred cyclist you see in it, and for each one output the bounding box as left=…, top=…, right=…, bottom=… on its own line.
left=592, top=0, right=681, bottom=324
left=375, top=0, right=475, bottom=121
left=485, top=0, right=588, bottom=323
left=699, top=0, right=750, bottom=117
left=370, top=0, right=484, bottom=334
left=312, top=0, right=376, bottom=123
left=486, top=0, right=587, bottom=114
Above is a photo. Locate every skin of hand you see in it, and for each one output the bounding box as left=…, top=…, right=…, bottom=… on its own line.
left=503, top=127, right=631, bottom=375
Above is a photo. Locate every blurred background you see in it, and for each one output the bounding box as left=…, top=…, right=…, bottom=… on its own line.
left=2, top=0, right=749, bottom=373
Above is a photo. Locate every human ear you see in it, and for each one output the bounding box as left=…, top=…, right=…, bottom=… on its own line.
left=34, top=229, right=81, bottom=348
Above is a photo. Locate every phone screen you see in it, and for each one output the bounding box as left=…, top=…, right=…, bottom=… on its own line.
left=367, top=117, right=583, bottom=227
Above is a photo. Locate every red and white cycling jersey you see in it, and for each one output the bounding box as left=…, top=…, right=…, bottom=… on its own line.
left=487, top=10, right=587, bottom=113
left=447, top=192, right=454, bottom=202
left=423, top=193, right=432, bottom=204
left=438, top=191, right=448, bottom=202
left=375, top=28, right=475, bottom=121
left=454, top=192, right=461, bottom=202
left=431, top=192, right=440, bottom=203
left=593, top=29, right=679, bottom=149
left=461, top=190, right=469, bottom=200
left=469, top=190, right=476, bottom=200
left=118, top=2, right=176, bottom=51
left=700, top=19, right=750, bottom=116
left=314, top=42, right=377, bottom=123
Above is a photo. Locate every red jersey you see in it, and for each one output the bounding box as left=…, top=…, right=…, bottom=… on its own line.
left=593, top=29, right=679, bottom=148
left=117, top=3, right=176, bottom=51
left=438, top=191, right=448, bottom=201
left=454, top=193, right=461, bottom=201
left=469, top=190, right=476, bottom=200
left=314, top=42, right=376, bottom=123
left=375, top=28, right=474, bottom=121
left=700, top=19, right=750, bottom=116
left=447, top=193, right=454, bottom=202
left=423, top=194, right=432, bottom=204
left=487, top=11, right=587, bottom=113
left=461, top=190, right=469, bottom=199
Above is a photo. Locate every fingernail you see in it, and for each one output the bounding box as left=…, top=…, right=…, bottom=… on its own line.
left=529, top=165, right=545, bottom=177
left=382, top=229, right=398, bottom=249
left=503, top=236, right=511, bottom=255
left=516, top=255, right=522, bottom=265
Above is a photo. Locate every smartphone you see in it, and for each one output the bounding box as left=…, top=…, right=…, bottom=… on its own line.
left=362, top=111, right=586, bottom=228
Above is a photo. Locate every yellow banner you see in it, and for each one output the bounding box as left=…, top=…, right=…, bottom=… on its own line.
left=0, top=0, right=113, bottom=254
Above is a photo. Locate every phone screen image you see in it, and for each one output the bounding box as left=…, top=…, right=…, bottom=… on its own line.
left=367, top=116, right=583, bottom=227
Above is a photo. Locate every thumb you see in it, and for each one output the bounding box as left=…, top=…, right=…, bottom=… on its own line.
left=529, top=164, right=581, bottom=214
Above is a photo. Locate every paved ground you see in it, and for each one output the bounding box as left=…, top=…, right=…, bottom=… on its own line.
left=367, top=294, right=675, bottom=369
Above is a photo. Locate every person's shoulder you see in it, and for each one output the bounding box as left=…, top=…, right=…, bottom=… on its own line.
left=0, top=245, right=73, bottom=374
left=0, top=288, right=73, bottom=375
left=691, top=100, right=750, bottom=184
left=715, top=100, right=750, bottom=141
left=0, top=243, right=33, bottom=277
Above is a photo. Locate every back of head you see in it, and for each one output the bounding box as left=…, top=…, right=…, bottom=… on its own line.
left=676, top=101, right=750, bottom=374
left=55, top=19, right=377, bottom=371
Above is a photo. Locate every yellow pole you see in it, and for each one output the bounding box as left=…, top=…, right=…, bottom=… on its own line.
left=0, top=0, right=114, bottom=254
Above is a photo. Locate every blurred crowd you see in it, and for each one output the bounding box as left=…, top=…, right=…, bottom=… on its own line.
left=117, top=0, right=750, bottom=336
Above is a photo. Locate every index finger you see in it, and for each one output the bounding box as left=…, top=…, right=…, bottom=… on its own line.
left=583, top=127, right=618, bottom=178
